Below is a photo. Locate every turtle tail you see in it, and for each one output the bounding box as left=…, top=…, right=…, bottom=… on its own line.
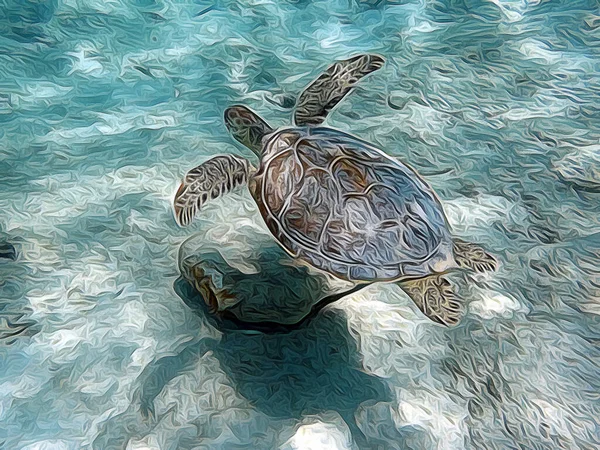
left=224, top=106, right=273, bottom=156
left=174, top=154, right=253, bottom=227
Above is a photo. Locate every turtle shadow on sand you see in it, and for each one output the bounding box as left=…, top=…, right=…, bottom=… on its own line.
left=172, top=277, right=392, bottom=448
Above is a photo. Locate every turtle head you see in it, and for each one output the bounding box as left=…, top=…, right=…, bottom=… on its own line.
left=224, top=105, right=273, bottom=156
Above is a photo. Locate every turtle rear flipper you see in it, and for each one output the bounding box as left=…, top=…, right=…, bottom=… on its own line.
left=174, top=154, right=253, bottom=226
left=399, top=275, right=462, bottom=326
left=294, top=54, right=385, bottom=127
left=224, top=106, right=273, bottom=155
left=453, top=239, right=497, bottom=273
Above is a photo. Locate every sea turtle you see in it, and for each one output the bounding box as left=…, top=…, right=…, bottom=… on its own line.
left=174, top=54, right=497, bottom=326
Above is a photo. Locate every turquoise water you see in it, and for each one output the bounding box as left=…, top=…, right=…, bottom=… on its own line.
left=1, top=0, right=600, bottom=448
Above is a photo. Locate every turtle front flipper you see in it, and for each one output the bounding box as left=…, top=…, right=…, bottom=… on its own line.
left=225, top=106, right=273, bottom=155
left=399, top=275, right=462, bottom=326
left=173, top=154, right=254, bottom=226
left=294, top=54, right=385, bottom=126
left=453, top=239, right=497, bottom=273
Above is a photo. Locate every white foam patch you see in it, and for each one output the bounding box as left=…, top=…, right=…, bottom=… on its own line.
left=411, top=20, right=442, bottom=33
left=470, top=291, right=526, bottom=320
left=444, top=194, right=526, bottom=232
left=337, top=287, right=425, bottom=337
left=229, top=59, right=253, bottom=95
left=499, top=102, right=570, bottom=121
left=41, top=109, right=185, bottom=142
left=126, top=435, right=161, bottom=450
left=16, top=237, right=63, bottom=268
left=66, top=43, right=111, bottom=77
left=402, top=0, right=439, bottom=37
left=0, top=372, right=46, bottom=400
left=10, top=83, right=73, bottom=108
left=126, top=210, right=164, bottom=235
left=488, top=0, right=525, bottom=22
left=281, top=420, right=353, bottom=450
left=337, top=285, right=447, bottom=379
left=553, top=144, right=600, bottom=186
left=395, top=392, right=466, bottom=450
left=26, top=283, right=85, bottom=320
left=578, top=302, right=600, bottom=316
left=42, top=327, right=86, bottom=357
left=517, top=38, right=562, bottom=64
left=316, top=22, right=363, bottom=49
left=531, top=399, right=574, bottom=439
left=20, top=440, right=78, bottom=450
left=61, top=0, right=125, bottom=15
left=70, top=260, right=121, bottom=297
left=378, top=101, right=452, bottom=145
left=24, top=83, right=73, bottom=99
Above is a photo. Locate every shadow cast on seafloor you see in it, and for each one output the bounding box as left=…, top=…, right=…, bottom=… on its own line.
left=114, top=277, right=392, bottom=449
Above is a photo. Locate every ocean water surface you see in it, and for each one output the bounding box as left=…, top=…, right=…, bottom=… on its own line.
left=1, top=0, right=600, bottom=448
